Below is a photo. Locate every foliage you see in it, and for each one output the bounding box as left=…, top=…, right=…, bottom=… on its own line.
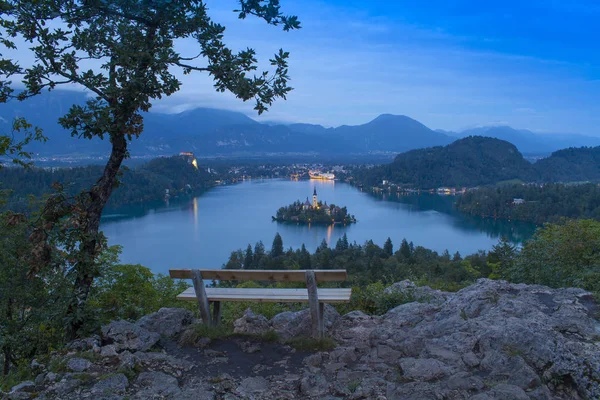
left=1, top=0, right=298, bottom=339
left=507, top=219, right=600, bottom=294
left=88, top=263, right=192, bottom=326
left=0, top=156, right=219, bottom=213
left=455, top=183, right=600, bottom=224
left=0, top=211, right=69, bottom=375
left=0, top=118, right=46, bottom=169
left=352, top=136, right=536, bottom=189
left=341, top=282, right=415, bottom=315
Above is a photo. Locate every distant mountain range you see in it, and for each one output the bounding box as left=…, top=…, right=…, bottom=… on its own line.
left=1, top=90, right=599, bottom=158
left=444, top=126, right=600, bottom=154
left=353, top=136, right=600, bottom=189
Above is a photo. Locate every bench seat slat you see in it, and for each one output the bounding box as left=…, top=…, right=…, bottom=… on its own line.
left=176, top=287, right=352, bottom=304
left=169, top=269, right=347, bottom=282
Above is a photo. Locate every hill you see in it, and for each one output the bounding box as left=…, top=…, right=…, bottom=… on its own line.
left=0, top=156, right=218, bottom=212
left=534, top=146, right=600, bottom=182
left=454, top=126, right=600, bottom=154
left=353, top=136, right=536, bottom=189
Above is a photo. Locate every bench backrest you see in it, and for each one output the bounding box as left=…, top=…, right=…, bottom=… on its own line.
left=169, top=269, right=347, bottom=283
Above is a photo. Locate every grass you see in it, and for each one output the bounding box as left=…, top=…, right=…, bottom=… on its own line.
left=347, top=380, right=361, bottom=393
left=502, top=345, right=525, bottom=358
left=285, top=336, right=336, bottom=352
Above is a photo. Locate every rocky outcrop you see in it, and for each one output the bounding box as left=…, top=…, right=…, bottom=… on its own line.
left=136, top=307, right=194, bottom=337
left=384, top=279, right=450, bottom=305
left=101, top=320, right=160, bottom=352
left=5, top=279, right=599, bottom=400
left=233, top=304, right=341, bottom=339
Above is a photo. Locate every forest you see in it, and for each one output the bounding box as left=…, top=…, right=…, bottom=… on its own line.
left=0, top=156, right=224, bottom=212
left=455, top=183, right=600, bottom=224
left=350, top=136, right=600, bottom=190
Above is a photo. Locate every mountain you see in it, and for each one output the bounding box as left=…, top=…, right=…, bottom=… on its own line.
left=354, top=136, right=537, bottom=189
left=334, top=114, right=453, bottom=153
left=455, top=126, right=600, bottom=154
left=534, top=147, right=600, bottom=182
left=284, top=114, right=454, bottom=153
left=0, top=91, right=455, bottom=157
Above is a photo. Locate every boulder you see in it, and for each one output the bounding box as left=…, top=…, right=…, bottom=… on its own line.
left=91, top=374, right=129, bottom=394
left=270, top=304, right=340, bottom=340
left=101, top=320, right=160, bottom=352
left=236, top=376, right=268, bottom=396
left=135, top=372, right=181, bottom=398
left=136, top=307, right=194, bottom=337
left=233, top=308, right=270, bottom=335
left=384, top=280, right=450, bottom=305
left=66, top=357, right=92, bottom=372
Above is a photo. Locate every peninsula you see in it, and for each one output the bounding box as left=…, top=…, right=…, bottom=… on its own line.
left=273, top=188, right=357, bottom=225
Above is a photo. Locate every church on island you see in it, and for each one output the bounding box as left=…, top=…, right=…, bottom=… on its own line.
left=273, top=188, right=356, bottom=225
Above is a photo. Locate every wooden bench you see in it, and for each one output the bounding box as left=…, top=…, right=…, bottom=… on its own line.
left=169, top=269, right=351, bottom=338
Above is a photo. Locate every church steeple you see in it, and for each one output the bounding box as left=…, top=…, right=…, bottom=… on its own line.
left=312, top=187, right=318, bottom=208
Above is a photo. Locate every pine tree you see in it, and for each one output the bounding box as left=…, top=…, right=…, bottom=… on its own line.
left=271, top=233, right=284, bottom=258
left=299, top=244, right=311, bottom=269
left=400, top=239, right=411, bottom=259
left=383, top=237, right=393, bottom=257
left=244, top=245, right=254, bottom=269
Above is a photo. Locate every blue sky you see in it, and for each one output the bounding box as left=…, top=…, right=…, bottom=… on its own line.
left=155, top=0, right=599, bottom=135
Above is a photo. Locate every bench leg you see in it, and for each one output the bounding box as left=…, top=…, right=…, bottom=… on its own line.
left=318, top=302, right=325, bottom=339
left=305, top=270, right=323, bottom=339
left=212, top=301, right=222, bottom=326
left=192, top=269, right=212, bottom=326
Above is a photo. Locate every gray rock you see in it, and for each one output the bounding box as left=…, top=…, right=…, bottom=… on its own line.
left=67, top=357, right=92, bottom=372
left=135, top=372, right=180, bottom=398
left=236, top=377, right=268, bottom=395
left=300, top=373, right=329, bottom=397
left=270, top=304, right=340, bottom=340
left=92, top=373, right=129, bottom=394
left=101, top=320, right=160, bottom=352
left=100, top=344, right=118, bottom=357
left=10, top=381, right=35, bottom=393
left=136, top=307, right=194, bottom=337
left=233, top=308, right=270, bottom=335
left=384, top=279, right=450, bottom=305
left=398, top=358, right=451, bottom=382
left=67, top=335, right=101, bottom=352
left=34, top=373, right=46, bottom=386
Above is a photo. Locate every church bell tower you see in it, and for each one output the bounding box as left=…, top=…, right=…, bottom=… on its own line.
left=312, top=187, right=318, bottom=208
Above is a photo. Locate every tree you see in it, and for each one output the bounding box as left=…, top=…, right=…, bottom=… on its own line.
left=383, top=237, right=393, bottom=258
left=335, top=233, right=349, bottom=251
left=299, top=244, right=311, bottom=269
left=243, top=244, right=254, bottom=269
left=1, top=0, right=299, bottom=339
left=400, top=239, right=411, bottom=259
left=509, top=220, right=600, bottom=293
left=271, top=233, right=283, bottom=258
left=253, top=241, right=266, bottom=269
left=488, top=237, right=517, bottom=277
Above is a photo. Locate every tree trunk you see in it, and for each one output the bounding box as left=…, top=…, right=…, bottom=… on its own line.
left=64, top=133, right=128, bottom=341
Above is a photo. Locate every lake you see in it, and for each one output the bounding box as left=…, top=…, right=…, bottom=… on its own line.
left=101, top=179, right=536, bottom=276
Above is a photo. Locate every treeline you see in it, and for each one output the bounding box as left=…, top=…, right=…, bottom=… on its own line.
left=0, top=156, right=218, bottom=212
left=455, top=183, right=600, bottom=224
left=224, top=219, right=600, bottom=299
left=350, top=136, right=600, bottom=190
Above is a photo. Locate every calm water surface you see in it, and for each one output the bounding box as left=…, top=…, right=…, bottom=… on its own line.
left=101, top=179, right=535, bottom=276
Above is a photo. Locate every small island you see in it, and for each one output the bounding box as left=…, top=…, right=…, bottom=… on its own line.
left=273, top=188, right=357, bottom=225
